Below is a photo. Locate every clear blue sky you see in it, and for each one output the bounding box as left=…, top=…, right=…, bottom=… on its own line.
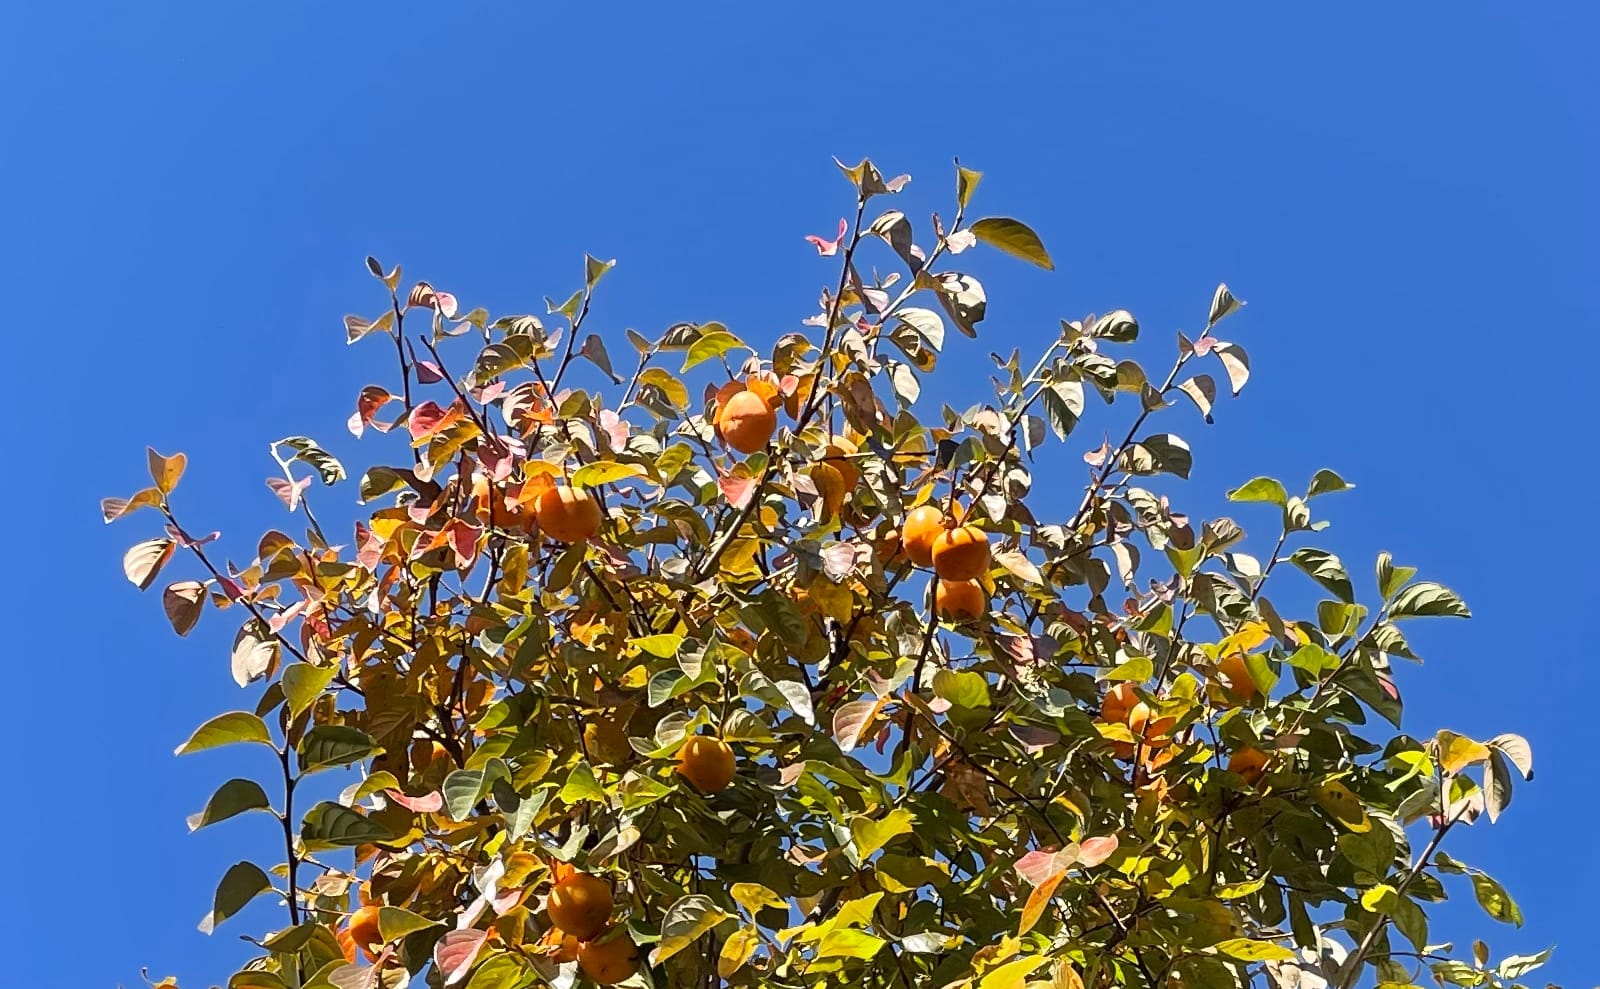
left=2, top=4, right=1594, bottom=987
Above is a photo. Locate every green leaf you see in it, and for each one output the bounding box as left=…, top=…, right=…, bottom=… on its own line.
left=259, top=922, right=320, bottom=954
left=1207, top=283, right=1244, bottom=328
left=1040, top=381, right=1084, bottom=441
left=1131, top=434, right=1192, bottom=479
left=571, top=460, right=646, bottom=487
left=969, top=217, right=1054, bottom=270
left=1285, top=644, right=1340, bottom=675
left=559, top=762, right=607, bottom=804
left=187, top=778, right=272, bottom=831
left=1102, top=656, right=1155, bottom=682
left=1470, top=871, right=1523, bottom=926
left=650, top=894, right=731, bottom=966
left=632, top=633, right=684, bottom=658
left=1392, top=893, right=1429, bottom=951
left=932, top=670, right=990, bottom=710
left=358, top=466, right=407, bottom=503
left=1390, top=581, right=1471, bottom=619
left=682, top=329, right=749, bottom=372
left=1496, top=947, right=1553, bottom=980
left=274, top=436, right=346, bottom=485
left=176, top=712, right=273, bottom=755
left=466, top=953, right=531, bottom=989
left=1431, top=960, right=1490, bottom=987
left=300, top=801, right=396, bottom=848
left=281, top=662, right=338, bottom=719
left=298, top=726, right=381, bottom=774
left=442, top=769, right=487, bottom=821
left=1483, top=749, right=1514, bottom=823
left=1307, top=468, right=1353, bottom=497
left=378, top=905, right=443, bottom=943
left=1376, top=551, right=1416, bottom=601
left=198, top=861, right=273, bottom=934
left=584, top=254, right=616, bottom=290
left=852, top=808, right=914, bottom=858
left=1227, top=477, right=1288, bottom=507
left=956, top=164, right=983, bottom=209
left=1289, top=548, right=1354, bottom=602
left=1212, top=938, right=1294, bottom=962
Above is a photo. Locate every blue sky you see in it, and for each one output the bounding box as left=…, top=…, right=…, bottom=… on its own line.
left=2, top=4, right=1595, bottom=987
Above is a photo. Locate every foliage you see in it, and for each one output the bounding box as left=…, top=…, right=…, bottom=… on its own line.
left=110, top=159, right=1554, bottom=989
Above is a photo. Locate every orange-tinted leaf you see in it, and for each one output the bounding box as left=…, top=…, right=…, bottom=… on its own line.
left=103, top=487, right=163, bottom=523
left=148, top=448, right=186, bottom=496
left=348, top=385, right=394, bottom=438
left=1017, top=870, right=1066, bottom=936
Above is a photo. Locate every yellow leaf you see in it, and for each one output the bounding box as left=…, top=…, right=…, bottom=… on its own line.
left=978, top=955, right=1048, bottom=989
left=1314, top=781, right=1371, bottom=833
left=147, top=447, right=186, bottom=496
left=808, top=577, right=854, bottom=624
left=571, top=460, right=647, bottom=488
left=1437, top=730, right=1491, bottom=775
left=852, top=808, right=914, bottom=858
left=1219, top=620, right=1271, bottom=656
left=718, top=926, right=760, bottom=977
left=731, top=883, right=787, bottom=915
left=969, top=217, right=1053, bottom=270
left=1017, top=871, right=1066, bottom=936
left=833, top=891, right=884, bottom=929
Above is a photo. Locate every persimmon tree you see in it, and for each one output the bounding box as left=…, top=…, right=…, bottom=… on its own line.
left=109, top=159, right=1555, bottom=989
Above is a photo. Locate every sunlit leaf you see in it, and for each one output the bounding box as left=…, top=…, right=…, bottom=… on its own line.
left=187, top=778, right=272, bottom=831
left=970, top=217, right=1054, bottom=270
left=176, top=712, right=273, bottom=755
left=124, top=538, right=176, bottom=591
left=651, top=894, right=730, bottom=966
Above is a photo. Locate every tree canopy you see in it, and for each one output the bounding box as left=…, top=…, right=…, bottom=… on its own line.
left=109, top=159, right=1553, bottom=989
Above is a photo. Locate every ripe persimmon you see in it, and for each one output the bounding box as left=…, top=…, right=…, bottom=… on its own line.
left=676, top=735, right=736, bottom=793
left=1228, top=746, right=1270, bottom=786
left=931, top=525, right=990, bottom=581
left=547, top=872, right=613, bottom=941
left=820, top=436, right=860, bottom=491
left=534, top=486, right=603, bottom=543
left=347, top=904, right=383, bottom=962
left=578, top=930, right=642, bottom=985
left=1216, top=652, right=1260, bottom=706
left=935, top=578, right=986, bottom=621
left=1100, top=682, right=1139, bottom=725
left=334, top=924, right=359, bottom=964
left=901, top=505, right=947, bottom=567
left=716, top=389, right=777, bottom=454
